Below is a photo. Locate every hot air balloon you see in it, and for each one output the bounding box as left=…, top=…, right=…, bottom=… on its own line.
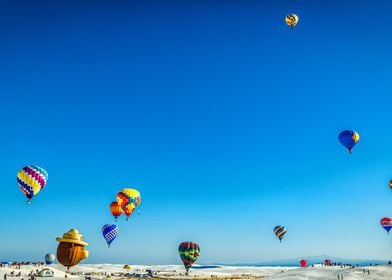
left=110, top=202, right=123, bottom=221
left=380, top=217, right=392, bottom=234
left=102, top=224, right=119, bottom=247
left=56, top=229, right=89, bottom=272
left=274, top=225, right=287, bottom=242
left=389, top=179, right=392, bottom=190
left=285, top=14, right=299, bottom=28
left=117, top=188, right=141, bottom=220
left=45, top=253, right=55, bottom=265
left=338, top=130, right=360, bottom=154
left=300, top=259, right=307, bottom=268
left=124, top=204, right=135, bottom=221
left=178, top=242, right=200, bottom=275
left=17, top=165, right=48, bottom=204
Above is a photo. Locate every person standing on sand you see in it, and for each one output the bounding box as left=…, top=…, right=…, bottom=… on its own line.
left=337, top=275, right=340, bottom=280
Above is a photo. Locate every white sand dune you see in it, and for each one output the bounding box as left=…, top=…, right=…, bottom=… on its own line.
left=1, top=264, right=391, bottom=279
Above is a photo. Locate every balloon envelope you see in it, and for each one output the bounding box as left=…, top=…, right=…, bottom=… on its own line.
left=45, top=253, right=55, bottom=265
left=380, top=217, right=392, bottom=234
left=110, top=201, right=123, bottom=221
left=300, top=259, right=307, bottom=268
left=274, top=225, right=287, bottom=242
left=117, top=189, right=141, bottom=208
left=285, top=14, right=299, bottom=27
left=102, top=224, right=119, bottom=247
left=17, top=165, right=48, bottom=203
left=178, top=242, right=200, bottom=274
left=338, top=130, right=360, bottom=153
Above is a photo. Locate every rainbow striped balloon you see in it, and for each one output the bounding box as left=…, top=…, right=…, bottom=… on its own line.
left=17, top=165, right=48, bottom=204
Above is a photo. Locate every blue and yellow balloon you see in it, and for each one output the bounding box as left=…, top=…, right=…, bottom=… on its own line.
left=338, top=130, right=359, bottom=154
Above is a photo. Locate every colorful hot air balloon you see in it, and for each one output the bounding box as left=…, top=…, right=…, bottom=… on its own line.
left=178, top=242, right=200, bottom=275
left=338, top=130, right=360, bottom=154
left=110, top=202, right=123, bottom=221
left=45, top=253, right=55, bottom=265
left=285, top=14, right=299, bottom=28
left=300, top=259, right=307, bottom=268
left=117, top=188, right=141, bottom=220
left=389, top=179, right=392, bottom=190
left=17, top=165, right=48, bottom=204
left=274, top=225, right=287, bottom=242
left=124, top=204, right=135, bottom=221
left=56, top=229, right=89, bottom=272
left=102, top=224, right=119, bottom=247
left=380, top=217, right=392, bottom=234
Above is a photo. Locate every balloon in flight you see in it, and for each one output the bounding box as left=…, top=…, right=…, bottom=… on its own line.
left=274, top=225, right=287, bottom=242
left=102, top=224, right=119, bottom=247
left=117, top=188, right=141, bottom=220
left=110, top=201, right=123, bottom=221
left=338, top=130, right=360, bottom=154
left=380, top=217, right=392, bottom=234
left=17, top=165, right=48, bottom=204
left=285, top=14, right=299, bottom=28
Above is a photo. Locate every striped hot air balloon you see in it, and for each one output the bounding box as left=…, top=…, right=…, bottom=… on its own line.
left=102, top=224, right=119, bottom=247
left=178, top=242, right=200, bottom=275
left=274, top=225, right=287, bottom=242
left=110, top=202, right=123, bottom=221
left=17, top=165, right=48, bottom=204
left=380, top=217, right=392, bottom=234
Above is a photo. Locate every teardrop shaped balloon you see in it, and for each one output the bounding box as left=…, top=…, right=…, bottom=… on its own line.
left=124, top=204, right=135, bottom=221
left=274, top=225, right=287, bottom=242
left=17, top=165, right=48, bottom=204
left=380, top=217, right=392, bottom=234
left=45, top=253, right=55, bottom=265
left=338, top=130, right=360, bottom=154
left=102, top=224, right=119, bottom=247
left=110, top=201, right=123, bottom=221
left=178, top=242, right=200, bottom=275
left=389, top=179, right=392, bottom=191
left=300, top=259, right=307, bottom=268
left=285, top=14, right=299, bottom=28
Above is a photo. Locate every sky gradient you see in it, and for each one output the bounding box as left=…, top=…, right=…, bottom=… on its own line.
left=1, top=0, right=392, bottom=264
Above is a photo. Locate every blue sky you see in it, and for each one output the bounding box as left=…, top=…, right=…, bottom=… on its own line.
left=1, top=0, right=392, bottom=264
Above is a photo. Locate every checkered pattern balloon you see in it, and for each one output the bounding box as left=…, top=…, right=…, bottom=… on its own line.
left=102, top=224, right=119, bottom=247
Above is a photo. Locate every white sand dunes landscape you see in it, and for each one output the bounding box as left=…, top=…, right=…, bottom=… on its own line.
left=1, top=264, right=391, bottom=279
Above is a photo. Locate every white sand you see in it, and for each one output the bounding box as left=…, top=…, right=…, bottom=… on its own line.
left=0, top=264, right=391, bottom=279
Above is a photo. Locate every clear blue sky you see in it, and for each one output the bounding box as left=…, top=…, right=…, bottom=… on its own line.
left=1, top=0, right=392, bottom=264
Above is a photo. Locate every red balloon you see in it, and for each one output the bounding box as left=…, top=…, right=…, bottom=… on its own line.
left=300, top=259, right=307, bottom=268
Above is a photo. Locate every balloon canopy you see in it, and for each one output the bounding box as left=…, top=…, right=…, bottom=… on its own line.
left=44, top=253, right=55, bottom=265
left=274, top=225, right=287, bottom=242
left=178, top=242, right=200, bottom=274
left=338, top=130, right=360, bottom=154
left=17, top=165, right=48, bottom=204
left=102, top=224, right=119, bottom=247
left=285, top=14, right=299, bottom=28
left=380, top=217, right=392, bottom=234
